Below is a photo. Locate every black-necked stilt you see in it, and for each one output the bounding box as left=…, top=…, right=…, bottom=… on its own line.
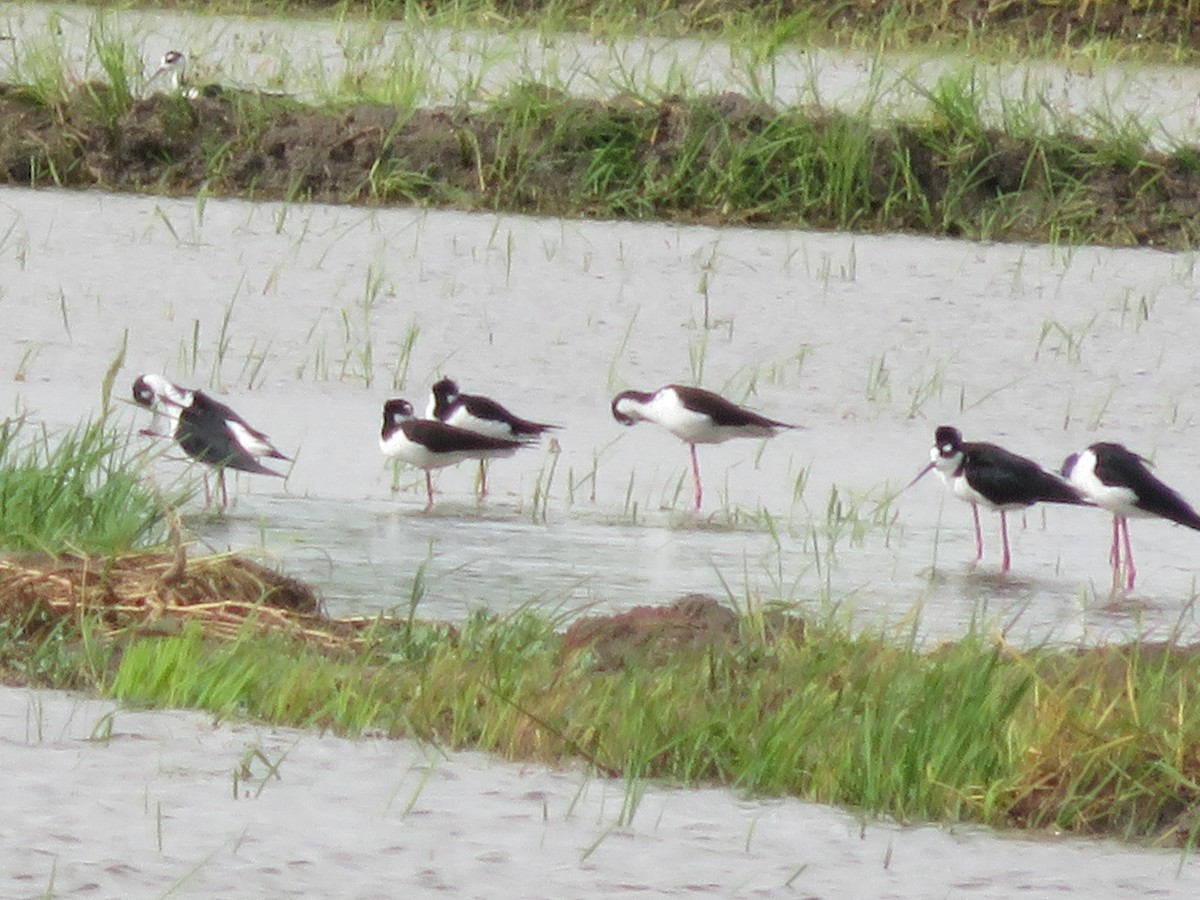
left=133, top=374, right=290, bottom=509
left=610, top=384, right=795, bottom=511
left=147, top=50, right=198, bottom=97
left=380, top=398, right=527, bottom=511
left=909, top=425, right=1088, bottom=572
left=426, top=377, right=557, bottom=497
left=1062, top=442, right=1200, bottom=590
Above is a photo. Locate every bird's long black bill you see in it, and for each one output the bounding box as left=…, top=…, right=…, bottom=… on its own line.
left=904, top=461, right=936, bottom=491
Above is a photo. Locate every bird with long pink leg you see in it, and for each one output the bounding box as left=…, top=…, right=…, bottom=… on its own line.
left=1062, top=442, right=1200, bottom=591
left=909, top=426, right=1089, bottom=572
left=610, top=384, right=795, bottom=512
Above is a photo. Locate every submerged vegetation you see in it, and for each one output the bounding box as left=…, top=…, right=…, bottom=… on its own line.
left=5, top=0, right=1200, bottom=852
left=3, top=412, right=1194, bottom=846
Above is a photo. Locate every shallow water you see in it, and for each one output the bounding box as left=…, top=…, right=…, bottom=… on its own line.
left=2, top=3, right=1200, bottom=147
left=3, top=185, right=1200, bottom=645
left=5, top=686, right=1199, bottom=898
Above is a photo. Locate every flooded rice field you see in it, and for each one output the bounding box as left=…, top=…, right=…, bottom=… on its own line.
left=3, top=2, right=1200, bottom=147
left=4, top=5, right=1200, bottom=894
left=4, top=184, right=1200, bottom=646
left=6, top=685, right=1200, bottom=898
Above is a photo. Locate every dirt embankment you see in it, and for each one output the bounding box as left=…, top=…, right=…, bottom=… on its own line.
left=2, top=81, right=1199, bottom=248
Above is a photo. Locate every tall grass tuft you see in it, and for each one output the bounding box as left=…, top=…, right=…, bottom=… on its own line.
left=0, top=415, right=169, bottom=554
left=85, top=16, right=139, bottom=127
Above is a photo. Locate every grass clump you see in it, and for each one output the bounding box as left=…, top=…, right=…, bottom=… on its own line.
left=0, top=415, right=169, bottom=555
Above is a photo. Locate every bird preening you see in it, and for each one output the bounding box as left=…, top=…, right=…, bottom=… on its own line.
left=132, top=374, right=290, bottom=510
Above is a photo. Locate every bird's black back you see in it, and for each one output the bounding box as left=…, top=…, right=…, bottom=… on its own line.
left=671, top=385, right=792, bottom=429
left=962, top=441, right=1086, bottom=508
left=176, top=394, right=282, bottom=476
left=402, top=419, right=524, bottom=453
left=460, top=393, right=555, bottom=435
left=1091, top=442, right=1200, bottom=530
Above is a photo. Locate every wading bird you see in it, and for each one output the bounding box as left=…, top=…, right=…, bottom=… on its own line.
left=426, top=377, right=557, bottom=496
left=146, top=49, right=200, bottom=97
left=610, top=384, right=795, bottom=511
left=133, top=374, right=290, bottom=510
left=908, top=425, right=1088, bottom=572
left=1062, top=442, right=1200, bottom=590
left=380, top=398, right=527, bottom=511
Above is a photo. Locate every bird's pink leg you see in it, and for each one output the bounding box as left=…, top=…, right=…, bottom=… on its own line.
left=971, top=504, right=984, bottom=562
left=478, top=460, right=489, bottom=498
left=424, top=470, right=435, bottom=512
left=1121, top=516, right=1136, bottom=590
left=218, top=471, right=229, bottom=512
left=690, top=444, right=703, bottom=511
left=1110, top=515, right=1121, bottom=591
left=999, top=510, right=1012, bottom=573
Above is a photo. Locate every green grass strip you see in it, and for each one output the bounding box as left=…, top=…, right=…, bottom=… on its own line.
left=89, top=611, right=1200, bottom=844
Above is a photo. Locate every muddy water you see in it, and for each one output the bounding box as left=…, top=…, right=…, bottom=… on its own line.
left=4, top=185, right=1200, bottom=647
left=3, top=3, right=1200, bottom=147
left=6, top=686, right=1200, bottom=898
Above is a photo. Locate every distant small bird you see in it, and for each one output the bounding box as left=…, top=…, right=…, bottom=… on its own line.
left=908, top=425, right=1089, bottom=572
left=133, top=374, right=289, bottom=510
left=610, top=384, right=795, bottom=511
left=147, top=49, right=199, bottom=97
left=1062, top=442, right=1200, bottom=590
left=380, top=398, right=527, bottom=511
left=426, top=377, right=557, bottom=497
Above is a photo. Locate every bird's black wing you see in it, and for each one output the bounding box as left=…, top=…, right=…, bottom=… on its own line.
left=672, top=385, right=792, bottom=429
left=462, top=394, right=557, bottom=435
left=403, top=419, right=523, bottom=453
left=1093, top=444, right=1200, bottom=529
left=964, top=442, right=1085, bottom=507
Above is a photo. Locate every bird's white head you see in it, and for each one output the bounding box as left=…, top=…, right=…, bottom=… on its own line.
left=148, top=49, right=190, bottom=93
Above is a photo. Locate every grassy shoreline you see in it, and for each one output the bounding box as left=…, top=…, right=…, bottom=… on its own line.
left=4, top=569, right=1200, bottom=847
left=3, top=78, right=1199, bottom=250
left=4, top=4, right=1199, bottom=249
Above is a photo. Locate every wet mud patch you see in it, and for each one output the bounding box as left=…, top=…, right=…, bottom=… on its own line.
left=563, top=593, right=806, bottom=670
left=2, top=82, right=1199, bottom=248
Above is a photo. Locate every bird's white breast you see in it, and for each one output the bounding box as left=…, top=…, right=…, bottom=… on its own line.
left=1067, top=449, right=1142, bottom=516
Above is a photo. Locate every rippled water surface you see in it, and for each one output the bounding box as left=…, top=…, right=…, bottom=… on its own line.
left=5, top=687, right=1200, bottom=899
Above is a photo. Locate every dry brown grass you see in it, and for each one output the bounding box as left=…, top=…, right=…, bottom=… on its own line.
left=0, top=543, right=371, bottom=646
